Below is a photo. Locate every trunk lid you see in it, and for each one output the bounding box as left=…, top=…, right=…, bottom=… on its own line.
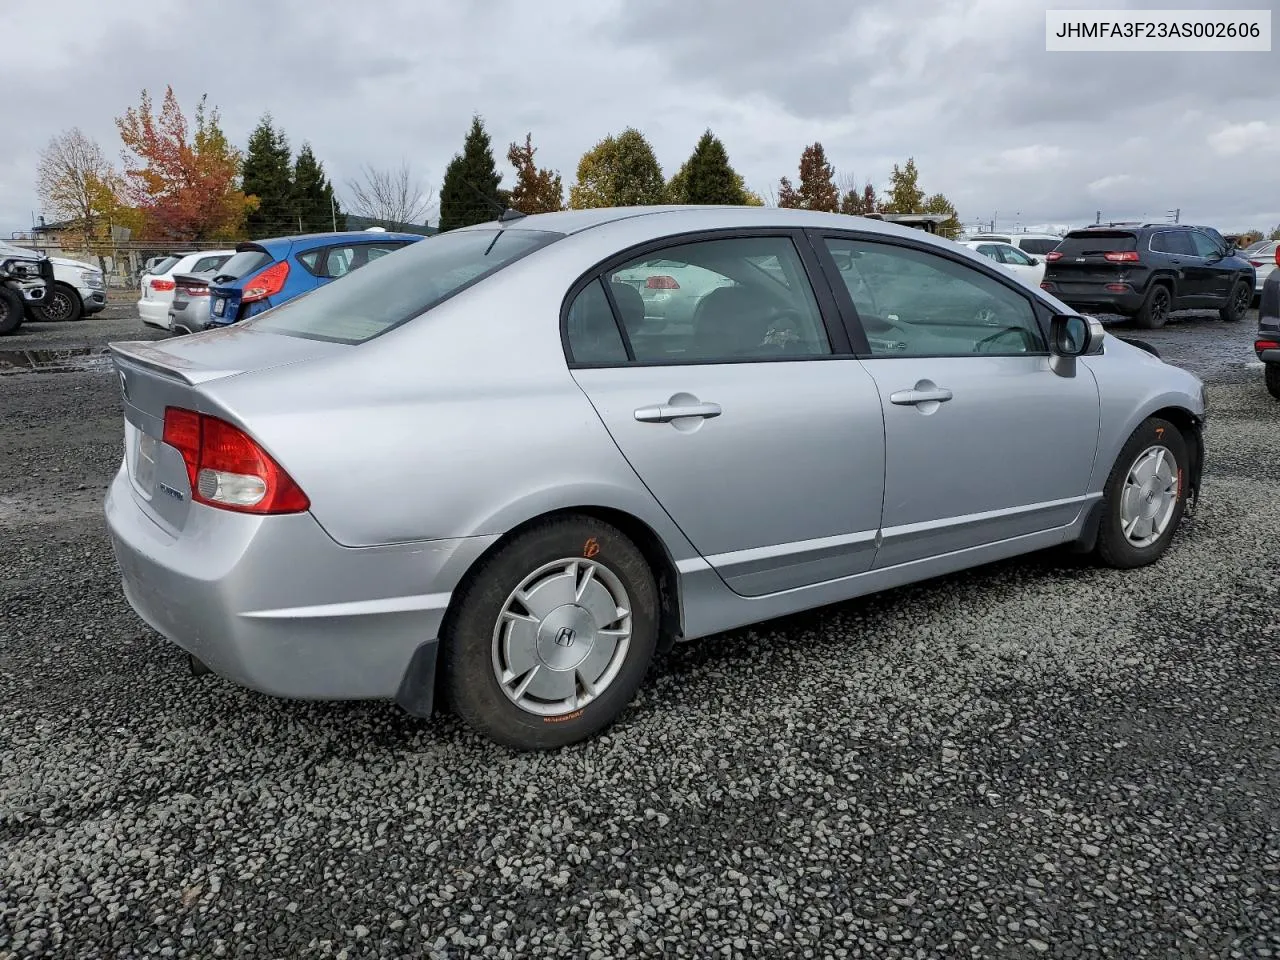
left=1043, top=230, right=1142, bottom=288
left=109, top=330, right=347, bottom=533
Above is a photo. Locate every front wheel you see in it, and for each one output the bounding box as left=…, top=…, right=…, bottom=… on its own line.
left=440, top=516, right=659, bottom=750
left=1266, top=363, right=1280, bottom=400
left=0, top=286, right=24, bottom=335
left=32, top=283, right=83, bottom=323
left=1095, top=418, right=1189, bottom=569
left=1219, top=279, right=1251, bottom=323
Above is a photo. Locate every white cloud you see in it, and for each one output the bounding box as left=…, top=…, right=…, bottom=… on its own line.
left=1087, top=174, right=1133, bottom=194
left=1208, top=121, right=1280, bottom=157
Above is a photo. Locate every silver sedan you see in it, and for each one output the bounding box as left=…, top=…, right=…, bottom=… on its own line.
left=104, top=206, right=1207, bottom=750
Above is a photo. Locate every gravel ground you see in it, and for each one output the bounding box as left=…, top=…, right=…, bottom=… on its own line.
left=1, top=307, right=1278, bottom=959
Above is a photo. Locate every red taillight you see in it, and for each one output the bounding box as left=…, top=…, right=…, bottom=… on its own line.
left=1275, top=246, right=1280, bottom=268
left=162, top=407, right=309, bottom=514
left=645, top=275, right=680, bottom=290
left=1103, top=251, right=1140, bottom=263
left=151, top=278, right=176, bottom=292
left=1040, top=282, right=1054, bottom=290
left=188, top=286, right=209, bottom=297
left=1105, top=283, right=1130, bottom=292
left=241, top=260, right=289, bottom=303
left=1249, top=260, right=1264, bottom=267
left=1045, top=251, right=1063, bottom=262
left=1257, top=340, right=1280, bottom=351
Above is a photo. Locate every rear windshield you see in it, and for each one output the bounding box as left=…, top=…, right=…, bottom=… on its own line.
left=147, top=256, right=179, bottom=275
left=1055, top=231, right=1137, bottom=256
left=245, top=228, right=562, bottom=344
left=213, top=249, right=272, bottom=283
left=1019, top=238, right=1061, bottom=255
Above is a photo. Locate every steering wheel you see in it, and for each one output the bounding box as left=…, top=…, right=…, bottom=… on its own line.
left=973, top=326, right=1032, bottom=354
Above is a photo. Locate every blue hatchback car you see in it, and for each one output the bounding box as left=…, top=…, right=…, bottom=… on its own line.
left=206, top=230, right=425, bottom=328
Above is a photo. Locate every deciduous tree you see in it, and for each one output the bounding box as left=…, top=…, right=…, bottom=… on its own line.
left=115, top=86, right=252, bottom=241
left=438, top=115, right=504, bottom=231
left=777, top=142, right=838, bottom=212
left=506, top=133, right=563, bottom=213
left=242, top=113, right=294, bottom=237
left=922, top=192, right=961, bottom=238
left=347, top=161, right=431, bottom=230
left=36, top=128, right=121, bottom=247
left=569, top=128, right=665, bottom=209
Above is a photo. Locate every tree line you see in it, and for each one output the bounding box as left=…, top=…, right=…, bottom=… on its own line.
left=36, top=85, right=963, bottom=247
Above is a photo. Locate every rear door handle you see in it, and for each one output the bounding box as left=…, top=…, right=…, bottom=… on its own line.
left=889, top=387, right=953, bottom=406
left=634, top=401, right=722, bottom=423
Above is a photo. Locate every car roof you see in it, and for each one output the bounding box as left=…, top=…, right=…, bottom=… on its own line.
left=244, top=231, right=425, bottom=255
left=451, top=205, right=971, bottom=252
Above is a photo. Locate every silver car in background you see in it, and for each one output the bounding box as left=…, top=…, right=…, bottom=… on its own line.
left=105, top=206, right=1207, bottom=751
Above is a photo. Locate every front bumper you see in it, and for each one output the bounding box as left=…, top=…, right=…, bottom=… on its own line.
left=104, top=464, right=497, bottom=704
left=10, top=279, right=46, bottom=303
left=80, top=287, right=107, bottom=314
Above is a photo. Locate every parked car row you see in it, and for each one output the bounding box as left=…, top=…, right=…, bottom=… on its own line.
left=105, top=205, right=1207, bottom=751
left=138, top=230, right=425, bottom=335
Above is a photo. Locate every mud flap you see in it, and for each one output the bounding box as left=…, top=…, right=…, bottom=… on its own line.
left=394, top=640, right=440, bottom=718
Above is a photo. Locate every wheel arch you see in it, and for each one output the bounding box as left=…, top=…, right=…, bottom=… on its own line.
left=439, top=504, right=686, bottom=665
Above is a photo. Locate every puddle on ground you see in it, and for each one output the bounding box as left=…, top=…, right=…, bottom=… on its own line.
left=0, top=347, right=112, bottom=375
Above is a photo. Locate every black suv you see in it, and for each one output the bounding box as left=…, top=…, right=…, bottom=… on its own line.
left=1257, top=268, right=1280, bottom=399
left=1040, top=222, right=1255, bottom=329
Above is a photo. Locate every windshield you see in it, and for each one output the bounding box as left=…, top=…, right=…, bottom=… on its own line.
left=245, top=228, right=562, bottom=344
left=147, top=257, right=179, bottom=275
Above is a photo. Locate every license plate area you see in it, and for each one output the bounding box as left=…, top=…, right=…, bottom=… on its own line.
left=212, top=298, right=225, bottom=317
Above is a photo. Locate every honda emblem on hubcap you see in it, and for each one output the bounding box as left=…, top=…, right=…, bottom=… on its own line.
left=554, top=626, right=576, bottom=648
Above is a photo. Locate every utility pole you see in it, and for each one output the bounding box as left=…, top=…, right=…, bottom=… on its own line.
left=331, top=193, right=338, bottom=232
left=1167, top=208, right=1180, bottom=223
left=1095, top=210, right=1101, bottom=224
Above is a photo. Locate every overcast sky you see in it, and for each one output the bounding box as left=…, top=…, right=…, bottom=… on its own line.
left=3, top=0, right=1277, bottom=238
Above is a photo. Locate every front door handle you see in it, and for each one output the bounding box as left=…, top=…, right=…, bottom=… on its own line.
left=890, top=387, right=953, bottom=406
left=634, top=401, right=722, bottom=423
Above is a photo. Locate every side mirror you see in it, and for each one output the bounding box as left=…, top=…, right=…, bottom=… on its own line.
left=1048, top=313, right=1104, bottom=375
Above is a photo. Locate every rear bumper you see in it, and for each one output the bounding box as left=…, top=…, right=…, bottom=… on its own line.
left=138, top=298, right=171, bottom=327
left=1258, top=349, right=1280, bottom=363
left=104, top=464, right=497, bottom=703
left=1043, top=284, right=1145, bottom=314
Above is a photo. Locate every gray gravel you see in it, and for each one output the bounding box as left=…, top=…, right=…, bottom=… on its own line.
left=2, top=308, right=1278, bottom=959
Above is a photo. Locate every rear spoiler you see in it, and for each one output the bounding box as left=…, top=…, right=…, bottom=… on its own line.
left=108, top=340, right=241, bottom=386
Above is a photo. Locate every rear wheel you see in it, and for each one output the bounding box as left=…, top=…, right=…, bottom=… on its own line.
left=1133, top=283, right=1171, bottom=329
left=1219, top=279, right=1251, bottom=322
left=0, top=286, right=24, bottom=335
left=1266, top=363, right=1280, bottom=401
left=1095, top=417, right=1189, bottom=569
left=32, top=283, right=83, bottom=323
left=440, top=516, right=659, bottom=750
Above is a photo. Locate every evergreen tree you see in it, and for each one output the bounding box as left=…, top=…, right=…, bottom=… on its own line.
left=242, top=113, right=294, bottom=236
left=293, top=142, right=344, bottom=232
left=439, top=114, right=503, bottom=231
left=506, top=133, right=563, bottom=213
left=883, top=158, right=926, bottom=214
left=922, top=192, right=961, bottom=238
left=682, top=130, right=747, bottom=205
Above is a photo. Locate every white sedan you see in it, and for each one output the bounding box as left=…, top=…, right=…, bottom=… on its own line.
left=137, top=250, right=234, bottom=328
left=962, top=240, right=1046, bottom=288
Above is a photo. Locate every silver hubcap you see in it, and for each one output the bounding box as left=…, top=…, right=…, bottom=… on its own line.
left=491, top=558, right=632, bottom=717
left=1119, top=445, right=1179, bottom=547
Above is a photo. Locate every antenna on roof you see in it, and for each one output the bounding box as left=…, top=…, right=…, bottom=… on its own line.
left=461, top=178, right=525, bottom=223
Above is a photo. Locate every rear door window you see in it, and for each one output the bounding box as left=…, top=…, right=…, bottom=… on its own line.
left=247, top=228, right=560, bottom=344
left=1018, top=238, right=1060, bottom=256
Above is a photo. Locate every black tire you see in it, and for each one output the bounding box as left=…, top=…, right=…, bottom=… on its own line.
left=0, top=285, right=24, bottom=335
left=1219, top=279, right=1251, bottom=323
left=1095, top=417, right=1189, bottom=569
left=1133, top=283, right=1171, bottom=329
left=440, top=515, right=659, bottom=750
left=32, top=283, right=83, bottom=323
left=1266, top=363, right=1280, bottom=401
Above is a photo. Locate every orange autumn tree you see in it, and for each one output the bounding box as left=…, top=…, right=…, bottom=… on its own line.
left=116, top=86, right=253, bottom=241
